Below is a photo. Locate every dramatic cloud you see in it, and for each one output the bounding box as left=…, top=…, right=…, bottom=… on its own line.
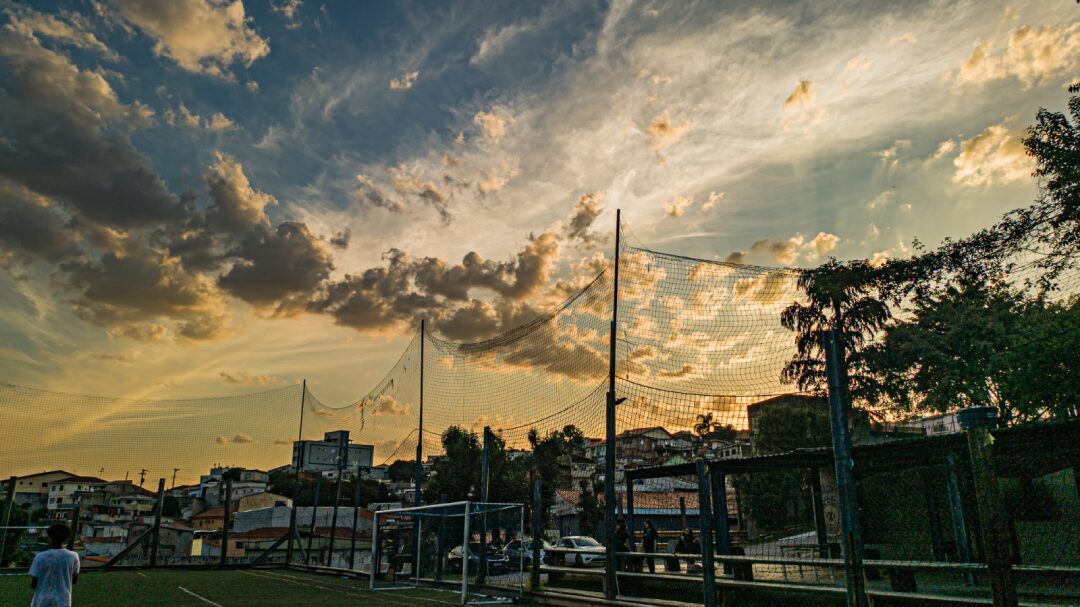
left=164, top=104, right=236, bottom=131
left=928, top=139, right=957, bottom=162
left=330, top=230, right=351, bottom=249
left=108, top=324, right=167, bottom=343
left=272, top=0, right=303, bottom=29
left=566, top=192, right=605, bottom=243
left=0, top=180, right=79, bottom=263
left=371, top=394, right=411, bottom=416
left=389, top=70, right=419, bottom=90
left=749, top=232, right=838, bottom=265
left=783, top=80, right=813, bottom=109
left=106, top=0, right=270, bottom=79
left=219, top=370, right=281, bottom=385
left=646, top=110, right=691, bottom=159
left=663, top=195, right=693, bottom=218
left=701, top=192, right=725, bottom=211
left=474, top=110, right=510, bottom=140
left=957, top=23, right=1080, bottom=89
left=951, top=123, right=1032, bottom=187
left=218, top=222, right=335, bottom=311
left=389, top=166, right=452, bottom=221
left=476, top=158, right=521, bottom=195
left=205, top=152, right=275, bottom=233
left=311, top=231, right=560, bottom=336
left=0, top=22, right=179, bottom=228
left=355, top=174, right=403, bottom=212
left=4, top=4, right=116, bottom=59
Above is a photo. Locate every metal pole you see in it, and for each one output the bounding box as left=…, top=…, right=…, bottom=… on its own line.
left=821, top=329, right=868, bottom=607
left=220, top=478, right=232, bottom=565
left=461, top=501, right=471, bottom=605
left=531, top=480, right=542, bottom=591
left=150, top=478, right=165, bottom=566
left=478, top=426, right=491, bottom=584
left=416, top=517, right=423, bottom=582
left=625, top=477, right=636, bottom=551
left=307, top=478, right=321, bottom=562
left=603, top=208, right=621, bottom=600
left=712, top=465, right=733, bottom=573
left=946, top=450, right=975, bottom=585
left=0, top=476, right=16, bottom=567
left=328, top=431, right=349, bottom=568
left=416, top=319, right=425, bottom=510
left=436, top=494, right=447, bottom=581
left=680, top=497, right=688, bottom=530
left=696, top=460, right=717, bottom=607
left=810, top=467, right=829, bottom=559
left=286, top=380, right=306, bottom=564
left=519, top=505, right=525, bottom=591
left=350, top=465, right=363, bottom=570
left=967, top=430, right=1018, bottom=607
left=370, top=514, right=380, bottom=590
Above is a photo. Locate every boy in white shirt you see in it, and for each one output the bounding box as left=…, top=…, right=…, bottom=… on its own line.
left=29, top=523, right=80, bottom=607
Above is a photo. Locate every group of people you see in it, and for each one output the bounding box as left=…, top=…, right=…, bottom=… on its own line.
left=612, top=519, right=702, bottom=574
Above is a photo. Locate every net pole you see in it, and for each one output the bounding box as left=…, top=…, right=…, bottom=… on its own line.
left=530, top=480, right=541, bottom=590
left=307, top=478, right=321, bottom=562
left=603, top=208, right=621, bottom=600
left=461, top=501, right=471, bottom=605
left=0, top=476, right=15, bottom=567
left=328, top=430, right=349, bottom=567
left=518, top=505, right=525, bottom=591
left=286, top=380, right=306, bottom=564
left=415, top=320, right=425, bottom=510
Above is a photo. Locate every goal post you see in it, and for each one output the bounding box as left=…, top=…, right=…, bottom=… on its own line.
left=369, top=501, right=525, bottom=604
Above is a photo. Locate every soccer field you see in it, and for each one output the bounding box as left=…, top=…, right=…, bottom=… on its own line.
left=0, top=568, right=481, bottom=606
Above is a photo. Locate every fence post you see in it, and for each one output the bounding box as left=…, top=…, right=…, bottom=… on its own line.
left=679, top=497, right=687, bottom=529
left=370, top=513, right=380, bottom=591
left=696, top=460, right=717, bottom=607
left=307, top=478, right=321, bottom=563
left=946, top=449, right=975, bottom=586
left=436, top=493, right=447, bottom=581
left=150, top=478, right=165, bottom=566
left=820, top=329, right=869, bottom=607
left=810, top=467, right=829, bottom=558
left=625, top=475, right=636, bottom=550
left=220, top=478, right=232, bottom=566
left=461, top=501, right=471, bottom=605
left=479, top=426, right=491, bottom=584
left=349, top=465, right=364, bottom=570
left=531, top=479, right=542, bottom=591
left=711, top=465, right=733, bottom=573
left=967, top=430, right=1018, bottom=607
left=0, top=476, right=15, bottom=567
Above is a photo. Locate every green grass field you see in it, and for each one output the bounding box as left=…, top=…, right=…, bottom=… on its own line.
left=0, top=568, right=479, bottom=606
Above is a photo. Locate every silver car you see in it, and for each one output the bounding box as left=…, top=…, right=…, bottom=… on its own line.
left=503, top=538, right=552, bottom=566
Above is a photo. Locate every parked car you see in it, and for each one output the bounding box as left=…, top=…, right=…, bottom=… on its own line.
left=552, top=536, right=606, bottom=567
left=503, top=538, right=552, bottom=566
left=446, top=543, right=509, bottom=574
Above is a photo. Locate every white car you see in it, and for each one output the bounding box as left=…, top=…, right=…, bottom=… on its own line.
left=554, top=536, right=606, bottom=567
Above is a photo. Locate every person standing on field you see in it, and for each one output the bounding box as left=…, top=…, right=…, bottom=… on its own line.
left=29, top=523, right=80, bottom=607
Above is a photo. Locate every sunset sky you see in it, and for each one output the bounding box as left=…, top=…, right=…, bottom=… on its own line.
left=0, top=1, right=1077, bottom=477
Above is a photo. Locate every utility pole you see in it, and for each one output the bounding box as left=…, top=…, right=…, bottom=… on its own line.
left=138, top=469, right=148, bottom=487
left=171, top=469, right=179, bottom=489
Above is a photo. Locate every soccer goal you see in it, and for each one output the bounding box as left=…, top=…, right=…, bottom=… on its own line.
left=369, top=501, right=525, bottom=605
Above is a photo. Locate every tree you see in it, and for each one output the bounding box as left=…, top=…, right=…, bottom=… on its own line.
left=387, top=459, right=415, bottom=483
left=865, top=280, right=1080, bottom=424
left=0, top=499, right=31, bottom=566
left=527, top=426, right=577, bottom=524
left=780, top=260, right=891, bottom=401
left=694, top=413, right=737, bottom=441
left=426, top=427, right=482, bottom=502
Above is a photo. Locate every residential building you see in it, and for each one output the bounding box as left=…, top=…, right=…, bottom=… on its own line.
left=236, top=492, right=292, bottom=512
left=5, top=470, right=74, bottom=511
left=292, top=431, right=374, bottom=474
left=47, top=475, right=106, bottom=514
left=191, top=507, right=235, bottom=531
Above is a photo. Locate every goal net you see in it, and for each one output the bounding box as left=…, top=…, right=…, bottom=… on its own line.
left=370, top=501, right=525, bottom=604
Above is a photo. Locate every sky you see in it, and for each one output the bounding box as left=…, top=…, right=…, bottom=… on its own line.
left=0, top=0, right=1077, bottom=479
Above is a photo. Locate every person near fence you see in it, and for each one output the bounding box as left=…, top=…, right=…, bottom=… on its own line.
left=613, top=519, right=630, bottom=571
left=676, top=528, right=701, bottom=573
left=642, top=520, right=658, bottom=573
left=29, top=523, right=80, bottom=607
